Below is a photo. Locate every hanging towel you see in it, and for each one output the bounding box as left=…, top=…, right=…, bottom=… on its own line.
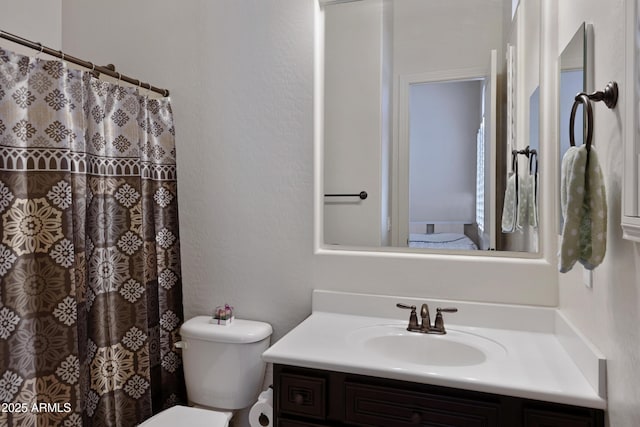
left=502, top=171, right=533, bottom=232
left=516, top=173, right=534, bottom=230
left=525, top=173, right=539, bottom=229
left=501, top=173, right=518, bottom=232
left=527, top=153, right=539, bottom=229
left=559, top=146, right=607, bottom=273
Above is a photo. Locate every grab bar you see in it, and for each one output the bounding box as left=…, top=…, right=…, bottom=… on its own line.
left=324, top=191, right=368, bottom=200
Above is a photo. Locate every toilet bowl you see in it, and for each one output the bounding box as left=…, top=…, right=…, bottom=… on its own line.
left=139, top=316, right=273, bottom=427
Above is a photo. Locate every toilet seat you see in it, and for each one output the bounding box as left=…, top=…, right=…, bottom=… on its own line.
left=138, top=405, right=232, bottom=427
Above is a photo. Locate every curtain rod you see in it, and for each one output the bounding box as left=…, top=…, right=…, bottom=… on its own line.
left=0, top=29, right=169, bottom=96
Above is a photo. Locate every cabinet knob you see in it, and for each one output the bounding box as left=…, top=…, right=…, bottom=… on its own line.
left=411, top=411, right=422, bottom=424
left=294, top=393, right=304, bottom=405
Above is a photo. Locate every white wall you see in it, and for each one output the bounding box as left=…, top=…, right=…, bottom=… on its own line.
left=393, top=0, right=504, bottom=76
left=0, top=0, right=61, bottom=51
left=323, top=0, right=385, bottom=246
left=380, top=0, right=393, bottom=246
left=549, top=0, right=640, bottom=425
left=409, top=81, right=481, bottom=224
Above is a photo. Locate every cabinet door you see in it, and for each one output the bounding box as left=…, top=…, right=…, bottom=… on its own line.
left=278, top=419, right=330, bottom=427
left=345, top=382, right=500, bottom=427
left=278, top=373, right=327, bottom=420
left=524, top=407, right=602, bottom=427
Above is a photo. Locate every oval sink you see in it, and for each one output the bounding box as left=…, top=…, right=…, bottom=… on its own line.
left=349, top=325, right=507, bottom=367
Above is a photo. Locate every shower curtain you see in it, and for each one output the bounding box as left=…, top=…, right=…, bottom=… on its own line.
left=0, top=48, right=185, bottom=426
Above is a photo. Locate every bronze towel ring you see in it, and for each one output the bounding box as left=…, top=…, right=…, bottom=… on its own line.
left=569, top=81, right=618, bottom=152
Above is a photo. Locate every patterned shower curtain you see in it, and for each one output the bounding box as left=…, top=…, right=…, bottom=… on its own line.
left=0, top=48, right=185, bottom=426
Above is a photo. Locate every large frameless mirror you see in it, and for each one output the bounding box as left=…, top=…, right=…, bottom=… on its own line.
left=319, top=0, right=541, bottom=255
left=558, top=22, right=592, bottom=229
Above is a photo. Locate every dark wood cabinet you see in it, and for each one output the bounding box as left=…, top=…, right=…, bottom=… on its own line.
left=344, top=382, right=499, bottom=426
left=273, top=364, right=605, bottom=427
left=278, top=421, right=328, bottom=427
left=279, top=372, right=327, bottom=420
left=523, top=405, right=603, bottom=427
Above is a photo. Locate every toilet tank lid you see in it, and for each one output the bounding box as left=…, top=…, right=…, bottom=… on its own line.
left=180, top=316, right=273, bottom=344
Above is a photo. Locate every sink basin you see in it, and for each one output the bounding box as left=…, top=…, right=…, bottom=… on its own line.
left=349, top=324, right=507, bottom=367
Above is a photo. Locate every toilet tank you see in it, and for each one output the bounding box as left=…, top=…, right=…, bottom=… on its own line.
left=179, top=316, right=273, bottom=410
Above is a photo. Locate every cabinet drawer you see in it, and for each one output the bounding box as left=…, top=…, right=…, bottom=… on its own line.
left=345, top=382, right=499, bottom=426
left=524, top=407, right=603, bottom=427
left=278, top=419, right=329, bottom=427
left=278, top=373, right=327, bottom=420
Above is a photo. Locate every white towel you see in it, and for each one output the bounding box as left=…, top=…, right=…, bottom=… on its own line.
left=525, top=173, right=539, bottom=229
left=501, top=173, right=518, bottom=233
left=502, top=172, right=537, bottom=233
left=559, top=146, right=607, bottom=272
left=516, top=173, right=537, bottom=230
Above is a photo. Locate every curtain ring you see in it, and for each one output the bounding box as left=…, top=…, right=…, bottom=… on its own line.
left=59, top=50, right=65, bottom=62
left=87, top=62, right=98, bottom=79
left=116, top=72, right=122, bottom=86
left=34, top=42, right=44, bottom=59
left=569, top=93, right=593, bottom=152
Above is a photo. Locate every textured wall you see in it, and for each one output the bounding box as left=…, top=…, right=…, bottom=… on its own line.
left=551, top=0, right=640, bottom=425
left=0, top=1, right=61, bottom=51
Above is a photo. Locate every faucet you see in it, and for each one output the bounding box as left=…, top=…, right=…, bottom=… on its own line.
left=396, top=303, right=458, bottom=334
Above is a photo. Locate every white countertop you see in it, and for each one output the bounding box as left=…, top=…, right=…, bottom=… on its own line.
left=261, top=290, right=607, bottom=410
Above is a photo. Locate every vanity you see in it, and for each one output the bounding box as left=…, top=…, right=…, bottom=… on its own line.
left=262, top=291, right=606, bottom=427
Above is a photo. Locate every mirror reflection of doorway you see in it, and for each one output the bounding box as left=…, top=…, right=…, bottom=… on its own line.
left=396, top=53, right=498, bottom=251
left=407, top=80, right=484, bottom=250
left=403, top=72, right=492, bottom=250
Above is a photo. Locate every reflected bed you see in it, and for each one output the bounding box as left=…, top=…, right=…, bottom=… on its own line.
left=408, top=233, right=479, bottom=250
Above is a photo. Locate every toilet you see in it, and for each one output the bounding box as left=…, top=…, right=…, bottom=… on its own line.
left=140, top=316, right=273, bottom=427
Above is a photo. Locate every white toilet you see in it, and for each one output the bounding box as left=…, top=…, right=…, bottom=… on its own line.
left=140, top=315, right=273, bottom=427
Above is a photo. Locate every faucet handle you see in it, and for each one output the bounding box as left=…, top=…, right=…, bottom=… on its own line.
left=396, top=303, right=419, bottom=331
left=419, top=303, right=431, bottom=332
left=433, top=307, right=458, bottom=334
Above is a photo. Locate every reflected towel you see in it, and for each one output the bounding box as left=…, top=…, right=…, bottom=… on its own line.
left=501, top=173, right=518, bottom=233
left=559, top=146, right=607, bottom=273
left=526, top=173, right=539, bottom=229
left=502, top=172, right=536, bottom=233
left=516, top=174, right=538, bottom=230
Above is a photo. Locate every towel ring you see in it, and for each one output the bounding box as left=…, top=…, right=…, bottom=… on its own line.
left=569, top=93, right=594, bottom=152
left=569, top=81, right=618, bottom=152
left=529, top=149, right=538, bottom=175
left=511, top=146, right=536, bottom=173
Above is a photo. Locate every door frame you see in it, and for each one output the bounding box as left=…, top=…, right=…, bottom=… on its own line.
left=393, top=66, right=491, bottom=247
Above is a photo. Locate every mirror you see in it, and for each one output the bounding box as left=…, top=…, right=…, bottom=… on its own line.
left=320, top=0, right=541, bottom=254
left=558, top=22, right=592, bottom=229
